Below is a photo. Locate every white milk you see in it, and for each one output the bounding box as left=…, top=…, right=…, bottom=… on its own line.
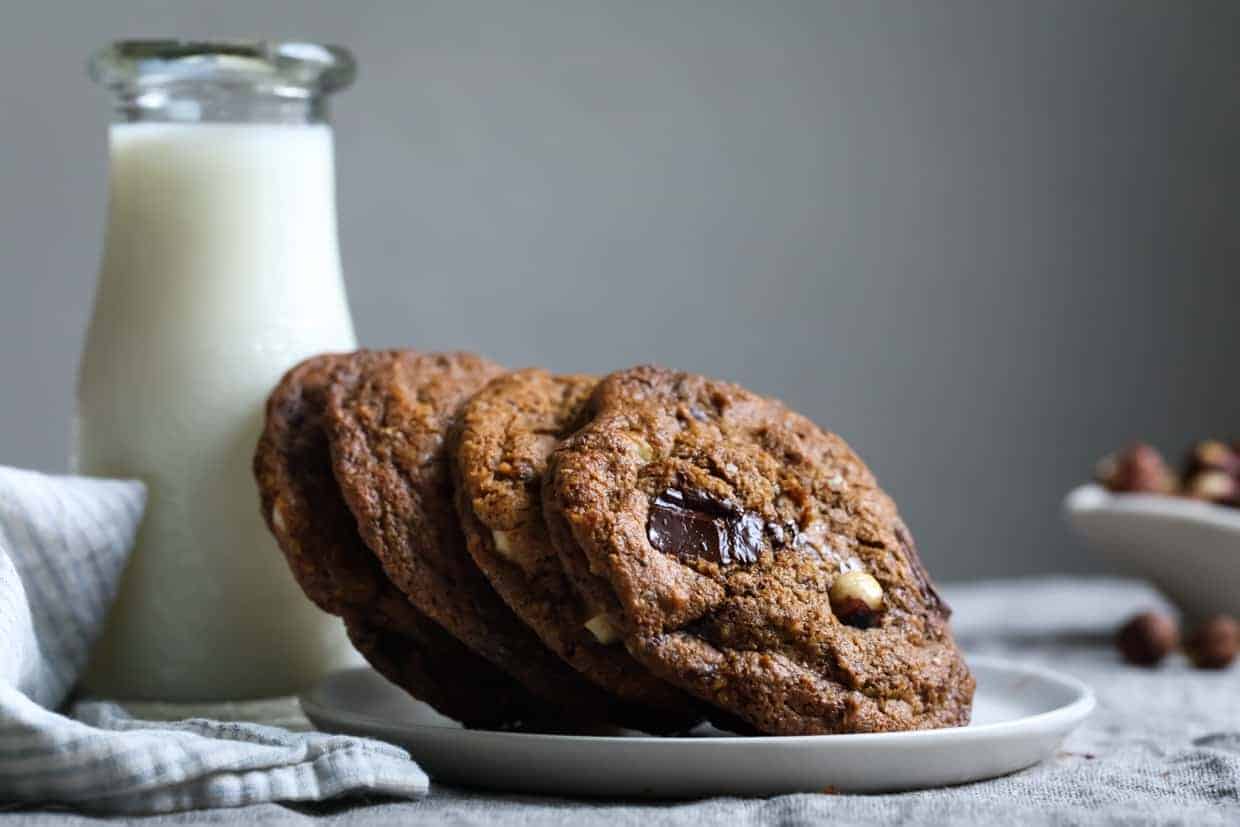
left=75, top=123, right=359, bottom=700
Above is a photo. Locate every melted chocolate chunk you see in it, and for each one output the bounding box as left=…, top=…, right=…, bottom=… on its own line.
left=647, top=488, right=764, bottom=565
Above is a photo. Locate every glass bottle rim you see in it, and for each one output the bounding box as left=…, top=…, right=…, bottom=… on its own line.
left=89, top=40, right=356, bottom=98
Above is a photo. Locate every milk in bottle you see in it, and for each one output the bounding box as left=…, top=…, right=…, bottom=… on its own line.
left=76, top=42, right=360, bottom=700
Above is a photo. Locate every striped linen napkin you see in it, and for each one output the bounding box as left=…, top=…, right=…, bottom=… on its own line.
left=0, top=465, right=428, bottom=814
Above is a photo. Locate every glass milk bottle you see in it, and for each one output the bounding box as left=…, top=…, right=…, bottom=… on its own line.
left=75, top=41, right=359, bottom=700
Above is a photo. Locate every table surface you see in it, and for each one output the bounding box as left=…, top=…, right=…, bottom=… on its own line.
left=7, top=576, right=1240, bottom=826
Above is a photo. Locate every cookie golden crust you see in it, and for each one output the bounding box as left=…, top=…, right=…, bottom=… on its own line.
left=544, top=365, right=975, bottom=735
left=254, top=351, right=546, bottom=728
left=452, top=369, right=702, bottom=730
left=325, top=352, right=651, bottom=724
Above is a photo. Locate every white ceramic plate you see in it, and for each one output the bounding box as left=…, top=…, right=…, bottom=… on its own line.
left=300, top=656, right=1093, bottom=797
left=1065, top=483, right=1240, bottom=620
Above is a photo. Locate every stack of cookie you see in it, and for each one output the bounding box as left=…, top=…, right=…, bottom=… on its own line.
left=254, top=351, right=974, bottom=735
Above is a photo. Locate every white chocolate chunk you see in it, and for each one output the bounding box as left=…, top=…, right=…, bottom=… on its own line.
left=492, top=529, right=518, bottom=560
left=628, top=435, right=655, bottom=462
left=584, top=613, right=623, bottom=645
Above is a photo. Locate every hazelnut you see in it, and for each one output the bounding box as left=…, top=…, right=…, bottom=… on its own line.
left=1186, top=615, right=1239, bottom=669
left=829, top=570, right=885, bottom=629
left=1183, top=470, right=1240, bottom=506
left=1115, top=611, right=1179, bottom=666
left=1095, top=443, right=1175, bottom=494
left=584, top=613, right=623, bottom=645
left=1184, top=440, right=1240, bottom=477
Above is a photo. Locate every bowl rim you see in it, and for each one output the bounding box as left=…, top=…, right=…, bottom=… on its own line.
left=1064, top=483, right=1240, bottom=533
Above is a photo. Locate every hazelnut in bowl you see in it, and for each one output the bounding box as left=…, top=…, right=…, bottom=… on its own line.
left=1065, top=441, right=1240, bottom=623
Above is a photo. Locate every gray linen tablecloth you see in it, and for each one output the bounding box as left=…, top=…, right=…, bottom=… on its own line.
left=6, top=576, right=1240, bottom=826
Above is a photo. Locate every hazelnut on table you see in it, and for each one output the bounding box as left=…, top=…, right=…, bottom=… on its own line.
left=1186, top=615, right=1239, bottom=670
left=1115, top=612, right=1179, bottom=667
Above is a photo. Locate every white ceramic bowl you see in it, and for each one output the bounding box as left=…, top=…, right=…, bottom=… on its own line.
left=1064, top=483, right=1240, bottom=621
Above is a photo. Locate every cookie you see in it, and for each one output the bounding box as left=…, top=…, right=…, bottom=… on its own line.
left=344, top=614, right=547, bottom=731
left=453, top=369, right=700, bottom=725
left=544, top=365, right=975, bottom=735
left=254, top=351, right=542, bottom=727
left=325, top=352, right=661, bottom=726
left=255, top=352, right=382, bottom=616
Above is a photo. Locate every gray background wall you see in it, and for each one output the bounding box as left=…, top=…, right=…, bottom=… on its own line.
left=1, top=1, right=1237, bottom=580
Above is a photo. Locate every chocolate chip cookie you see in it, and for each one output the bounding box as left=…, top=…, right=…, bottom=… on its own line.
left=544, top=365, right=975, bottom=735
left=254, top=351, right=544, bottom=727
left=326, top=352, right=660, bottom=726
left=453, top=369, right=701, bottom=727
